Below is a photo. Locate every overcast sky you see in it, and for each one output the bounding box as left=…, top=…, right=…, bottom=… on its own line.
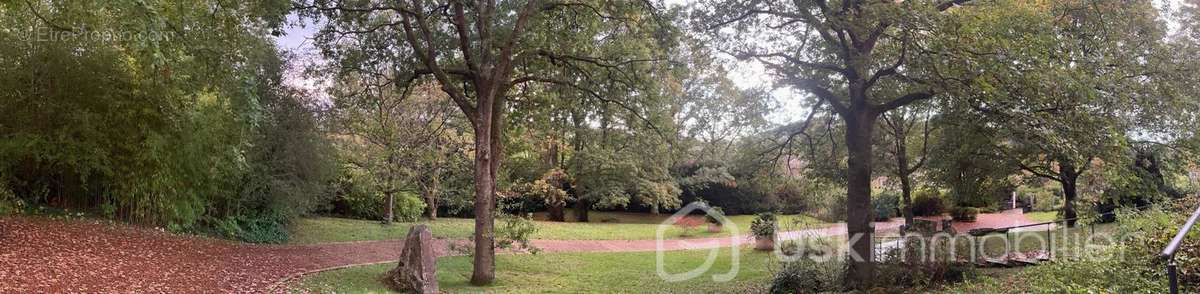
left=275, top=0, right=1192, bottom=125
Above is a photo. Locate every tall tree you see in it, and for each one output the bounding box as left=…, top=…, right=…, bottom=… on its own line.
left=877, top=103, right=934, bottom=225
left=0, top=0, right=305, bottom=231
left=669, top=36, right=772, bottom=163
left=301, top=0, right=669, bottom=284
left=941, top=0, right=1179, bottom=226
left=695, top=0, right=973, bottom=284
left=330, top=77, right=462, bottom=223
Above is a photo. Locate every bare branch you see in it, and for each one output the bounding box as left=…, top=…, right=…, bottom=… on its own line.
left=509, top=76, right=669, bottom=142
left=787, top=78, right=850, bottom=117
left=874, top=91, right=933, bottom=114
left=741, top=52, right=848, bottom=76
left=397, top=0, right=477, bottom=124
left=451, top=1, right=479, bottom=74
left=23, top=0, right=74, bottom=32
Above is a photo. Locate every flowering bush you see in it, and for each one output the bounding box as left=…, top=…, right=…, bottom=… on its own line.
left=674, top=216, right=705, bottom=237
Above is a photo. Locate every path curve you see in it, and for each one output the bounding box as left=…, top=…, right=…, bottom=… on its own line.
left=0, top=210, right=1040, bottom=293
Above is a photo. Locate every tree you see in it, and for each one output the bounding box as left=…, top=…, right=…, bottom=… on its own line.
left=567, top=126, right=681, bottom=220
left=301, top=0, right=670, bottom=284
left=926, top=114, right=1015, bottom=210
left=668, top=36, right=773, bottom=164
left=0, top=0, right=323, bottom=237
left=330, top=77, right=463, bottom=223
left=412, top=130, right=471, bottom=220
left=237, top=51, right=339, bottom=242
left=695, top=0, right=974, bottom=284
left=877, top=103, right=934, bottom=225
left=938, top=0, right=1179, bottom=226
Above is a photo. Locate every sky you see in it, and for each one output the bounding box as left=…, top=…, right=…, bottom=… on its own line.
left=275, top=0, right=1192, bottom=125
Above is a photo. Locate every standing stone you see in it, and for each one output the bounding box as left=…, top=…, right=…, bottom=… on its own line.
left=384, top=225, right=438, bottom=293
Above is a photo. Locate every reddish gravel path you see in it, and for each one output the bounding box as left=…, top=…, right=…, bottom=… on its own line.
left=0, top=211, right=1041, bottom=293
left=907, top=209, right=1053, bottom=233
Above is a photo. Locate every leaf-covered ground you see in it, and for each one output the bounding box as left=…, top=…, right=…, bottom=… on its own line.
left=0, top=216, right=445, bottom=293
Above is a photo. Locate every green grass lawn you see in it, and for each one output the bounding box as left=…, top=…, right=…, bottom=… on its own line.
left=289, top=212, right=825, bottom=244
left=295, top=246, right=776, bottom=293
left=1023, top=211, right=1058, bottom=223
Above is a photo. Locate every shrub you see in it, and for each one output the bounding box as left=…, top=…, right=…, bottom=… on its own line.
left=769, top=258, right=844, bottom=294
left=950, top=207, right=979, bottom=222
left=506, top=169, right=571, bottom=216
left=340, top=190, right=425, bottom=222
left=496, top=213, right=540, bottom=254
left=331, top=170, right=425, bottom=222
left=779, top=237, right=838, bottom=257
left=674, top=216, right=705, bottom=237
left=452, top=212, right=542, bottom=256
left=751, top=212, right=777, bottom=237
left=209, top=212, right=289, bottom=244
left=392, top=195, right=427, bottom=222
left=675, top=163, right=760, bottom=214
left=497, top=187, right=545, bottom=215
left=875, top=261, right=974, bottom=290
left=770, top=181, right=809, bottom=214
left=0, top=180, right=22, bottom=215
left=1014, top=247, right=1165, bottom=293
left=1117, top=199, right=1200, bottom=286
left=681, top=183, right=766, bottom=215
left=874, top=191, right=900, bottom=221
left=912, top=189, right=947, bottom=216
left=634, top=179, right=682, bottom=214
left=805, top=183, right=847, bottom=222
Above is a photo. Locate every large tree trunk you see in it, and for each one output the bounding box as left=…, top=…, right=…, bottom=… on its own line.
left=541, top=130, right=566, bottom=222
left=547, top=203, right=564, bottom=221
left=900, top=173, right=915, bottom=225
left=574, top=198, right=590, bottom=222
left=470, top=98, right=497, bottom=286
left=571, top=106, right=590, bottom=224
left=469, top=136, right=497, bottom=285
left=844, top=110, right=878, bottom=289
left=424, top=169, right=440, bottom=220
left=890, top=116, right=915, bottom=226
left=422, top=188, right=438, bottom=220
left=1060, top=162, right=1080, bottom=227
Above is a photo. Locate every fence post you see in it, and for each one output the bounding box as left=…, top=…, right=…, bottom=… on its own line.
left=1046, top=223, right=1053, bottom=260
left=1005, top=231, right=1012, bottom=259
left=1168, top=256, right=1179, bottom=294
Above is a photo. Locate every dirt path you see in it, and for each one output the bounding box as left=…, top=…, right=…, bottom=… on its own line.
left=0, top=211, right=1040, bottom=293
